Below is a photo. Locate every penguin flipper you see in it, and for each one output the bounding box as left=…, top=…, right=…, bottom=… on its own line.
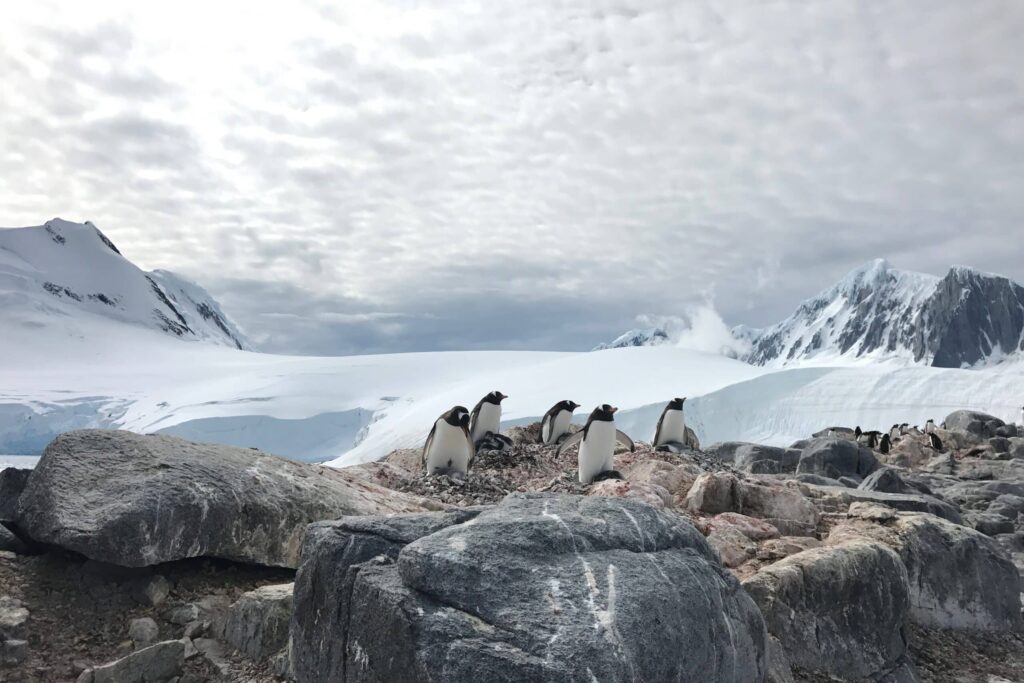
left=615, top=430, right=635, bottom=452
left=556, top=430, right=584, bottom=456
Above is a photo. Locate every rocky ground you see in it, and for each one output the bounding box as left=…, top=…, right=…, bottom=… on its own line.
left=1, top=409, right=1023, bottom=682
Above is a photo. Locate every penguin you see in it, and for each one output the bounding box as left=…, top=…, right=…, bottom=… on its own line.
left=557, top=404, right=635, bottom=483
left=879, top=433, right=891, bottom=454
left=865, top=431, right=878, bottom=449
left=540, top=400, right=580, bottom=445
left=469, top=391, right=508, bottom=444
left=909, top=425, right=923, bottom=437
left=422, top=406, right=474, bottom=476
left=924, top=419, right=936, bottom=434
left=652, top=397, right=688, bottom=450
left=899, top=423, right=910, bottom=436
left=889, top=424, right=900, bottom=441
left=927, top=432, right=943, bottom=451
left=854, top=426, right=862, bottom=440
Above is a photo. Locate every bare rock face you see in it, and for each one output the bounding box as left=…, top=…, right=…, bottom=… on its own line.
left=223, top=583, right=294, bottom=660
left=829, top=512, right=1022, bottom=632
left=0, top=468, right=31, bottom=523
left=944, top=410, right=1006, bottom=438
left=742, top=541, right=915, bottom=681
left=686, top=472, right=819, bottom=536
left=292, top=494, right=768, bottom=683
left=797, top=438, right=880, bottom=480
left=17, top=430, right=442, bottom=568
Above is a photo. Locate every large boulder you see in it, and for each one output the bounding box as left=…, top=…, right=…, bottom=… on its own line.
left=686, top=472, right=819, bottom=536
left=733, top=445, right=801, bottom=474
left=742, top=541, right=914, bottom=681
left=294, top=494, right=767, bottom=683
left=797, top=438, right=879, bottom=480
left=17, top=430, right=442, bottom=568
left=829, top=512, right=1022, bottom=632
left=223, top=583, right=294, bottom=660
left=291, top=508, right=485, bottom=681
left=943, top=410, right=1005, bottom=438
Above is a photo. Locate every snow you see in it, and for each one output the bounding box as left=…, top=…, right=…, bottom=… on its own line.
left=0, top=219, right=249, bottom=349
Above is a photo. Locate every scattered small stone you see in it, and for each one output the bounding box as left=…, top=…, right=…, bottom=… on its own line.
left=130, top=574, right=171, bottom=607
left=127, top=617, right=159, bottom=649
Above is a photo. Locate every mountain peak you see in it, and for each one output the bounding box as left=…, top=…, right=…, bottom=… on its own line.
left=0, top=219, right=250, bottom=350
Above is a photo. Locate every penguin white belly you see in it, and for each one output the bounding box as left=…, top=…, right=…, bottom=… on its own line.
left=578, top=421, right=615, bottom=483
left=471, top=403, right=501, bottom=441
left=426, top=422, right=472, bottom=474
left=545, top=410, right=572, bottom=444
left=655, top=409, right=686, bottom=445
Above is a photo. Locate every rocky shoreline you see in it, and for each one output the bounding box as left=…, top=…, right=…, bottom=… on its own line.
left=1, top=410, right=1022, bottom=681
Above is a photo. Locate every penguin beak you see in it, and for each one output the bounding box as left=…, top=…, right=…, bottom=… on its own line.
left=609, top=406, right=618, bottom=414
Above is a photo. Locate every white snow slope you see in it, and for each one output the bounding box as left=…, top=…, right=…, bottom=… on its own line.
left=0, top=219, right=249, bottom=350
left=2, top=307, right=1022, bottom=464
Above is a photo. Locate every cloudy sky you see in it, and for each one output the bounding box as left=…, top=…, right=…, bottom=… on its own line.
left=2, top=1, right=1023, bottom=355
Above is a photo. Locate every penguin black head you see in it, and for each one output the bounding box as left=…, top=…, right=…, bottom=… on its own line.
left=483, top=391, right=508, bottom=405
left=591, top=404, right=618, bottom=421
left=559, top=400, right=581, bottom=412
left=443, top=406, right=470, bottom=428
left=668, top=397, right=686, bottom=410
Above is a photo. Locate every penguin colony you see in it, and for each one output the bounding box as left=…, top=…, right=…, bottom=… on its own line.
left=423, top=392, right=692, bottom=483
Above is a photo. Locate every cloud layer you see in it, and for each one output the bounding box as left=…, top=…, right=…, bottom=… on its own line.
left=3, top=1, right=1023, bottom=354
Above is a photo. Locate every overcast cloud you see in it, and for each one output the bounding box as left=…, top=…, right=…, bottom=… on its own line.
left=2, top=1, right=1023, bottom=354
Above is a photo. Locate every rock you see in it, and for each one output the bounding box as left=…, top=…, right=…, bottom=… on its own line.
left=90, top=639, right=184, bottom=683
left=2, top=639, right=28, bottom=666
left=792, top=473, right=844, bottom=487
left=167, top=605, right=200, bottom=626
left=828, top=513, right=1022, bottom=631
left=703, top=512, right=780, bottom=541
left=0, top=596, right=29, bottom=641
left=128, top=617, right=160, bottom=649
left=796, top=438, right=879, bottom=480
left=223, top=583, right=293, bottom=660
left=703, top=441, right=750, bottom=462
left=192, top=638, right=231, bottom=676
left=765, top=635, right=795, bottom=683
left=291, top=508, right=485, bottom=681
left=619, top=458, right=701, bottom=504
left=756, top=536, right=822, bottom=563
left=742, top=541, right=913, bottom=681
left=967, top=512, right=1016, bottom=536
left=837, top=475, right=861, bottom=488
left=181, top=621, right=205, bottom=640
left=131, top=575, right=171, bottom=607
left=707, top=527, right=757, bottom=568
left=804, top=485, right=962, bottom=524
left=848, top=501, right=898, bottom=523
left=0, top=525, right=28, bottom=554
left=17, top=430, right=442, bottom=568
left=0, top=469, right=31, bottom=523
left=944, top=409, right=1005, bottom=437
left=732, top=444, right=801, bottom=474
left=296, top=494, right=767, bottom=682
left=859, top=467, right=913, bottom=494
left=988, top=493, right=1024, bottom=520
left=990, top=437, right=1012, bottom=453
left=995, top=425, right=1019, bottom=438
left=686, top=472, right=819, bottom=535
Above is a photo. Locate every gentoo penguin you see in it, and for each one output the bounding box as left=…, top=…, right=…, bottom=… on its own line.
left=899, top=423, right=910, bottom=436
left=469, top=391, right=508, bottom=444
left=864, top=431, right=878, bottom=449
left=927, top=432, right=943, bottom=451
left=540, top=400, right=580, bottom=445
left=422, top=406, right=474, bottom=476
left=557, top=404, right=635, bottom=483
left=889, top=424, right=900, bottom=441
left=854, top=426, right=862, bottom=440
left=924, top=419, right=936, bottom=434
left=879, top=433, right=891, bottom=454
left=653, top=397, right=688, bottom=449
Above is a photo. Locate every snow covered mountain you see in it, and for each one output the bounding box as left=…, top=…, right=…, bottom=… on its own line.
left=0, top=218, right=249, bottom=350
left=749, top=259, right=1024, bottom=368
left=597, top=259, right=1024, bottom=369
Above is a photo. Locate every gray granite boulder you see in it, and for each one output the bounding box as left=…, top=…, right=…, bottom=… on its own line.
left=86, top=639, right=185, bottom=683
left=742, top=541, right=914, bottom=681
left=294, top=494, right=767, bottom=683
left=733, top=445, right=801, bottom=474
left=943, top=410, right=1005, bottom=437
left=797, top=438, right=879, bottom=480
left=686, top=472, right=819, bottom=536
left=291, top=508, right=485, bottom=681
left=17, top=430, right=441, bottom=568
left=829, top=513, right=1022, bottom=632
left=804, top=485, right=962, bottom=524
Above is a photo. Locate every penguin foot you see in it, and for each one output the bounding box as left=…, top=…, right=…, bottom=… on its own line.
left=655, top=442, right=686, bottom=454
left=592, top=470, right=624, bottom=483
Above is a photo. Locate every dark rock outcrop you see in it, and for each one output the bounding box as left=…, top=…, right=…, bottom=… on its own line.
left=293, top=494, right=767, bottom=683
left=17, top=430, right=442, bottom=568
left=797, top=438, right=880, bottom=480
left=944, top=410, right=1006, bottom=438
left=0, top=468, right=30, bottom=523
